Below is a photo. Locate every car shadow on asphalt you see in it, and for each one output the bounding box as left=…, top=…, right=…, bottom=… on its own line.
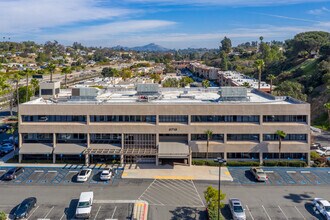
left=304, top=202, right=323, bottom=219
left=283, top=193, right=311, bottom=203
left=169, top=207, right=207, bottom=220
left=221, top=204, right=233, bottom=219
left=92, top=171, right=102, bottom=182
left=244, top=170, right=259, bottom=182
left=64, top=199, right=79, bottom=219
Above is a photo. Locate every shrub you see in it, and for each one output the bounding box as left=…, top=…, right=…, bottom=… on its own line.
left=310, top=151, right=321, bottom=161
left=314, top=157, right=328, bottom=166
left=263, top=160, right=307, bottom=167
left=192, top=160, right=226, bottom=166
left=0, top=211, right=6, bottom=220
left=226, top=161, right=260, bottom=167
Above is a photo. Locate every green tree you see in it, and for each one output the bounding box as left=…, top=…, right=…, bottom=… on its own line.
left=46, top=63, right=56, bottom=82
left=150, top=73, right=161, bottom=84
left=220, top=36, right=232, bottom=53
left=242, top=82, right=251, bottom=88
left=120, top=69, right=133, bottom=80
left=204, top=186, right=226, bottom=220
left=179, top=76, right=194, bottom=87
left=324, top=103, right=330, bottom=125
left=320, top=43, right=330, bottom=57
left=6, top=121, right=18, bottom=150
left=0, top=74, right=10, bottom=95
left=202, top=80, right=211, bottom=88
left=219, top=51, right=229, bottom=71
left=162, top=78, right=179, bottom=87
left=61, top=66, right=72, bottom=88
left=101, top=67, right=119, bottom=78
left=11, top=72, right=22, bottom=114
left=274, top=81, right=307, bottom=101
left=0, top=211, right=6, bottom=220
left=254, top=59, right=265, bottom=90
left=24, top=69, right=33, bottom=102
left=204, top=130, right=213, bottom=160
left=275, top=130, right=286, bottom=161
left=266, top=74, right=276, bottom=94
left=259, top=36, right=264, bottom=43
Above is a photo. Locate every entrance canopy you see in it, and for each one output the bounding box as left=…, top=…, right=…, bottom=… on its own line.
left=84, top=144, right=122, bottom=155
left=158, top=142, right=190, bottom=158
left=19, top=143, right=53, bottom=155
left=54, top=144, right=86, bottom=155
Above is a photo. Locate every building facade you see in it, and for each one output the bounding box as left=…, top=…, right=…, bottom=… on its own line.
left=18, top=84, right=310, bottom=165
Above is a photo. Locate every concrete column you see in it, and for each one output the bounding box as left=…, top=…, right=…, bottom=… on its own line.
left=19, top=154, right=22, bottom=163
left=259, top=152, right=263, bottom=165
left=188, top=115, right=191, bottom=125
left=259, top=115, right=263, bottom=125
left=18, top=133, right=22, bottom=151
left=156, top=115, right=159, bottom=125
left=307, top=152, right=310, bottom=166
left=223, top=134, right=227, bottom=144
left=121, top=133, right=124, bottom=164
left=223, top=152, right=227, bottom=160
left=86, top=114, right=90, bottom=125
left=87, top=133, right=90, bottom=148
left=85, top=154, right=89, bottom=166
left=53, top=133, right=56, bottom=164
left=156, top=155, right=159, bottom=166
left=120, top=154, right=124, bottom=165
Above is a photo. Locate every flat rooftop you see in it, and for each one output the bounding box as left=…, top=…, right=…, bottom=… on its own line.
left=25, top=87, right=304, bottom=105
left=220, top=71, right=270, bottom=89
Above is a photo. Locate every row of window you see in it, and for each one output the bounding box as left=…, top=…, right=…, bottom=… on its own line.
left=192, top=153, right=307, bottom=159
left=21, top=115, right=308, bottom=123
left=22, top=133, right=308, bottom=143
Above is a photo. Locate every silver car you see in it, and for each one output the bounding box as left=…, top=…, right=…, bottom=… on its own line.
left=229, top=198, right=246, bottom=220
left=250, top=167, right=268, bottom=181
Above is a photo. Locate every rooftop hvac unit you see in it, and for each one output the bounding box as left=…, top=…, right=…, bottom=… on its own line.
left=136, top=83, right=159, bottom=95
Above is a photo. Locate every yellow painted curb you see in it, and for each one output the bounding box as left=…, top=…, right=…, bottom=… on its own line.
left=225, top=171, right=230, bottom=176
left=154, top=176, right=194, bottom=180
left=122, top=172, right=128, bottom=176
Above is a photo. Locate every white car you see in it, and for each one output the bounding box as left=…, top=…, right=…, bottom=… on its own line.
left=100, top=168, right=112, bottom=181
left=313, top=198, right=330, bottom=220
left=76, top=169, right=92, bottom=182
left=75, top=191, right=93, bottom=219
left=316, top=147, right=330, bottom=156
left=229, top=198, right=246, bottom=220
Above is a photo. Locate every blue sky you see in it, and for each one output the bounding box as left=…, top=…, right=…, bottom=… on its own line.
left=0, top=0, right=329, bottom=49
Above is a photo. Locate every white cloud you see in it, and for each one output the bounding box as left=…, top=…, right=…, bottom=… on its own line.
left=124, top=0, right=328, bottom=7
left=307, top=7, right=330, bottom=15
left=42, top=20, right=176, bottom=41
left=0, top=0, right=134, bottom=34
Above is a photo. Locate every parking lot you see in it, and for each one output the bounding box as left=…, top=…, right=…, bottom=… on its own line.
left=228, top=167, right=330, bottom=185
left=0, top=202, right=133, bottom=220
left=0, top=166, right=123, bottom=186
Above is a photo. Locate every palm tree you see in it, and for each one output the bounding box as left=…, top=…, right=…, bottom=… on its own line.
left=24, top=69, right=33, bottom=102
left=204, top=129, right=213, bottom=160
left=46, top=63, right=56, bottom=82
left=12, top=72, right=22, bottom=114
left=324, top=103, right=330, bottom=125
left=30, top=78, right=39, bottom=96
left=275, top=130, right=286, bottom=161
left=266, top=74, right=276, bottom=94
left=259, top=36, right=264, bottom=43
left=61, top=66, right=72, bottom=88
left=254, top=59, right=265, bottom=90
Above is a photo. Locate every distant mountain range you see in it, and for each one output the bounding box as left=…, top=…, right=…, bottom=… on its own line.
left=112, top=43, right=171, bottom=52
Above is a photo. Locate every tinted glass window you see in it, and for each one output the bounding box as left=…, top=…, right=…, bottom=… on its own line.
left=191, top=115, right=259, bottom=123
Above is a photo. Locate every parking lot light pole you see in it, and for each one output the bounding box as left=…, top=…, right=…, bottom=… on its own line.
left=214, top=157, right=226, bottom=220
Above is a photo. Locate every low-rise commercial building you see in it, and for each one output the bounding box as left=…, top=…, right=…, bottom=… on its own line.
left=18, top=83, right=310, bottom=165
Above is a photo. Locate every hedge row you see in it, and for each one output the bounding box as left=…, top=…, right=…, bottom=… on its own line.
left=192, top=160, right=307, bottom=167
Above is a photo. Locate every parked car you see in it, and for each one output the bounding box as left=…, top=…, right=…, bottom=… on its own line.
left=250, top=167, right=268, bottom=181
left=75, top=191, right=94, bottom=219
left=229, top=198, right=246, bottom=220
left=100, top=168, right=112, bottom=181
left=0, top=143, right=15, bottom=155
left=313, top=198, right=330, bottom=220
left=3, top=167, right=25, bottom=180
left=77, top=169, right=92, bottom=182
left=13, top=197, right=37, bottom=219
left=311, top=142, right=321, bottom=150
left=316, top=147, right=330, bottom=156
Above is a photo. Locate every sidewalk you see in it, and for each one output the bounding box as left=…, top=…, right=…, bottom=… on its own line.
left=122, top=164, right=233, bottom=181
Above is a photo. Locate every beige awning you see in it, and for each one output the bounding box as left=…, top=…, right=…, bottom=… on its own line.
left=19, top=143, right=53, bottom=155
left=54, top=144, right=86, bottom=155
left=158, top=142, right=190, bottom=158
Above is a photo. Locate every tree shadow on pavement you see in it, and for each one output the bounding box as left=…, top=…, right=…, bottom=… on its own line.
left=169, top=207, right=207, bottom=220
left=283, top=193, right=311, bottom=203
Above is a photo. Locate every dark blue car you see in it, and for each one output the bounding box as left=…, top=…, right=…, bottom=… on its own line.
left=13, top=197, right=37, bottom=219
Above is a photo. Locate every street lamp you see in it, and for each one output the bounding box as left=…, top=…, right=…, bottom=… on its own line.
left=214, top=157, right=226, bottom=220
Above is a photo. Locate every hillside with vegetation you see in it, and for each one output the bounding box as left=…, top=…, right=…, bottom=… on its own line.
left=200, top=32, right=330, bottom=129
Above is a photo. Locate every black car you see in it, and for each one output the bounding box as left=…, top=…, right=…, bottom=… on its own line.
left=13, top=197, right=37, bottom=219
left=3, top=167, right=24, bottom=180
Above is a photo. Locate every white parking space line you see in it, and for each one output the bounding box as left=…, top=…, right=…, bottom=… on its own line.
left=27, top=205, right=39, bottom=220
left=246, top=205, right=254, bottom=220
left=138, top=179, right=156, bottom=199
left=294, top=206, right=306, bottom=220
left=43, top=206, right=54, bottom=219
left=94, top=205, right=102, bottom=220
left=59, top=213, right=65, bottom=220
left=139, top=193, right=165, bottom=206
left=111, top=206, right=117, bottom=219
left=191, top=180, right=205, bottom=207
left=68, top=170, right=78, bottom=173
left=286, top=171, right=296, bottom=174
left=34, top=170, right=44, bottom=173
left=47, top=170, right=57, bottom=173
left=262, top=205, right=271, bottom=220
left=278, top=205, right=288, bottom=220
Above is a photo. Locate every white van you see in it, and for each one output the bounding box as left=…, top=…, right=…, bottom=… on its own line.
left=75, top=191, right=94, bottom=219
